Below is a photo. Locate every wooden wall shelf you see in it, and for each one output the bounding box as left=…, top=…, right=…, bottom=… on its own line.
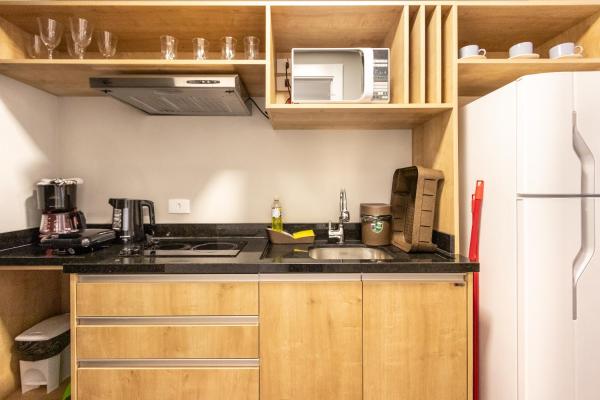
left=0, top=59, right=266, bottom=96
left=267, top=103, right=453, bottom=130
left=458, top=58, right=600, bottom=96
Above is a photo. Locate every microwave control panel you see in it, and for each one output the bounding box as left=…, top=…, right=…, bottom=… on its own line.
left=372, top=49, right=390, bottom=101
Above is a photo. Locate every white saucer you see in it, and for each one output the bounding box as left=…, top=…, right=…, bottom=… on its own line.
left=509, top=53, right=540, bottom=60
left=552, top=53, right=584, bottom=59
left=460, top=54, right=487, bottom=60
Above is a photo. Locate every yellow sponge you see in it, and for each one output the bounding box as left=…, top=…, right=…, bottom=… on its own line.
left=292, top=229, right=315, bottom=239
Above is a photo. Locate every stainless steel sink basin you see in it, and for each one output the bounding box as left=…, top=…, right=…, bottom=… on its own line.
left=308, top=246, right=393, bottom=261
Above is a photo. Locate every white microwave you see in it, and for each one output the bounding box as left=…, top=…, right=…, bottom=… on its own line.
left=291, top=48, right=390, bottom=103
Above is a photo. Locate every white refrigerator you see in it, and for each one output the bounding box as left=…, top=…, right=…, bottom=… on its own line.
left=459, top=72, right=600, bottom=400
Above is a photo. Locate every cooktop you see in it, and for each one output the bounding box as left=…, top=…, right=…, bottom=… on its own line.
left=120, top=237, right=248, bottom=257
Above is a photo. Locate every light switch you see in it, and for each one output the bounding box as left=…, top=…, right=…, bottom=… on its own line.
left=168, top=199, right=191, bottom=214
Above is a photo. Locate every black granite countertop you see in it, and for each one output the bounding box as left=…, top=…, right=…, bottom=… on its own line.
left=0, top=224, right=478, bottom=274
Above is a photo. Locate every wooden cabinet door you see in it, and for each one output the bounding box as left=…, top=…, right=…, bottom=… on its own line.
left=260, top=275, right=362, bottom=400
left=363, top=274, right=469, bottom=400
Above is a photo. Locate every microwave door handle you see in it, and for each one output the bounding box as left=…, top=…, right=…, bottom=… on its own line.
left=572, top=111, right=596, bottom=320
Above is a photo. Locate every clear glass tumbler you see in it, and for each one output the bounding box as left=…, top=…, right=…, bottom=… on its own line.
left=193, top=38, right=209, bottom=60
left=244, top=36, right=260, bottom=60
left=97, top=31, right=118, bottom=58
left=27, top=34, right=47, bottom=59
left=221, top=36, right=237, bottom=60
left=161, top=35, right=178, bottom=60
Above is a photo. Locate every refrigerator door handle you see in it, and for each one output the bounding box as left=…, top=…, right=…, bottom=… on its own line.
left=572, top=110, right=596, bottom=320
left=572, top=111, right=595, bottom=194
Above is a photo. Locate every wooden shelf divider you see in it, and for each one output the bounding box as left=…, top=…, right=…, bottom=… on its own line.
left=426, top=5, right=442, bottom=103
left=409, top=5, right=426, bottom=104
left=384, top=5, right=409, bottom=104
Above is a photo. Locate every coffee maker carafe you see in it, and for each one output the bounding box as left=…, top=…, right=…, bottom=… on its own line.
left=108, top=198, right=156, bottom=242
left=37, top=178, right=86, bottom=237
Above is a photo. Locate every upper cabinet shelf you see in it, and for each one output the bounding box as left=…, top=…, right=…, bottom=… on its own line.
left=457, top=2, right=600, bottom=97
left=458, top=58, right=600, bottom=97
left=0, top=59, right=266, bottom=96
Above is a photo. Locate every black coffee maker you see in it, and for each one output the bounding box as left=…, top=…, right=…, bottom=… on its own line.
left=37, top=178, right=86, bottom=237
left=37, top=178, right=116, bottom=253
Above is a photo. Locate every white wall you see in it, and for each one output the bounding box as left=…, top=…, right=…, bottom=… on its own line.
left=0, top=76, right=59, bottom=232
left=57, top=97, right=412, bottom=224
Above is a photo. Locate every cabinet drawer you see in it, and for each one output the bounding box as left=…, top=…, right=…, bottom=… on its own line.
left=76, top=277, right=258, bottom=316
left=78, top=367, right=259, bottom=400
left=77, top=323, right=258, bottom=359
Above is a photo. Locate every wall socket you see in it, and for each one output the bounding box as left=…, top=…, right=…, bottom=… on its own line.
left=168, top=199, right=191, bottom=214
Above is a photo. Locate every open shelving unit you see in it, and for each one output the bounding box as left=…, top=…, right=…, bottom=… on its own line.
left=265, top=4, right=454, bottom=129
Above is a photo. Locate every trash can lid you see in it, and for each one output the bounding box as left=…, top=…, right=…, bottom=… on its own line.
left=15, top=313, right=70, bottom=342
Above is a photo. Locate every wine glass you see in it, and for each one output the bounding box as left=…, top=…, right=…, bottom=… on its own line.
left=97, top=30, right=118, bottom=58
left=66, top=34, right=84, bottom=59
left=69, top=17, right=94, bottom=59
left=37, top=17, right=64, bottom=60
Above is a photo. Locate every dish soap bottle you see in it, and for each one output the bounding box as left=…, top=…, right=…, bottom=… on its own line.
left=271, top=197, right=283, bottom=231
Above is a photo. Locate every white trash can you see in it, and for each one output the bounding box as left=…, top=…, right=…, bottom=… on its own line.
left=15, top=313, right=70, bottom=394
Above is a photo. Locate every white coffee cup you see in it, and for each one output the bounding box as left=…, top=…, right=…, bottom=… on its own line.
left=460, top=44, right=486, bottom=59
left=549, top=42, right=583, bottom=59
left=509, top=41, right=534, bottom=58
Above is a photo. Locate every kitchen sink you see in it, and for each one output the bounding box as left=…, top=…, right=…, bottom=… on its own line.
left=308, top=246, right=393, bottom=261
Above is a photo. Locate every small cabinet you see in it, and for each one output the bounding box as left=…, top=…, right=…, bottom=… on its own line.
left=259, top=274, right=363, bottom=400
left=363, top=274, right=469, bottom=400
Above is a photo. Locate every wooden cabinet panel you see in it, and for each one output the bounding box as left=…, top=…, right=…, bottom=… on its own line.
left=78, top=368, right=258, bottom=400
left=363, top=280, right=468, bottom=400
left=259, top=281, right=362, bottom=400
left=77, top=325, right=258, bottom=359
left=76, top=281, right=258, bottom=316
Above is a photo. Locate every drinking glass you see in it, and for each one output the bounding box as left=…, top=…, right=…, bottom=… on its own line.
left=221, top=36, right=237, bottom=60
left=160, top=35, right=178, bottom=60
left=243, top=36, right=260, bottom=60
left=27, top=34, right=47, bottom=59
left=97, top=31, right=118, bottom=58
left=193, top=37, right=209, bottom=60
left=66, top=34, right=84, bottom=59
left=37, top=17, right=64, bottom=60
left=69, top=17, right=94, bottom=59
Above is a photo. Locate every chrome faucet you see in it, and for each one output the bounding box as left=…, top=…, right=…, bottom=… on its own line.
left=328, top=189, right=350, bottom=244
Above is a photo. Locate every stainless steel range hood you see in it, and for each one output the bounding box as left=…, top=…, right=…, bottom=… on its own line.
left=89, top=75, right=251, bottom=116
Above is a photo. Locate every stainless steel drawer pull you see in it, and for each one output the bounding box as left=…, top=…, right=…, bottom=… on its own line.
left=78, top=358, right=260, bottom=368
left=78, top=316, right=259, bottom=326
left=78, top=274, right=259, bottom=283
left=361, top=273, right=467, bottom=283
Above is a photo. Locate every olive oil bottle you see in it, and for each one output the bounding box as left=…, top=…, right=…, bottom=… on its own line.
left=271, top=197, right=283, bottom=231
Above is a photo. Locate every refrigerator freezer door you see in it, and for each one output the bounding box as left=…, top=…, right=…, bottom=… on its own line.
left=573, top=72, right=600, bottom=195
left=516, top=73, right=581, bottom=195
left=518, top=198, right=600, bottom=400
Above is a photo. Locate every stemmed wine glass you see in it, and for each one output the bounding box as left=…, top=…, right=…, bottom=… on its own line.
left=69, top=17, right=94, bottom=59
left=37, top=17, right=64, bottom=60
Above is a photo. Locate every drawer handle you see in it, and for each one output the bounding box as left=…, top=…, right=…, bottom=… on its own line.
left=78, top=316, right=258, bottom=326
left=78, top=274, right=259, bottom=283
left=259, top=273, right=362, bottom=282
left=361, top=273, right=466, bottom=283
left=79, top=358, right=260, bottom=368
